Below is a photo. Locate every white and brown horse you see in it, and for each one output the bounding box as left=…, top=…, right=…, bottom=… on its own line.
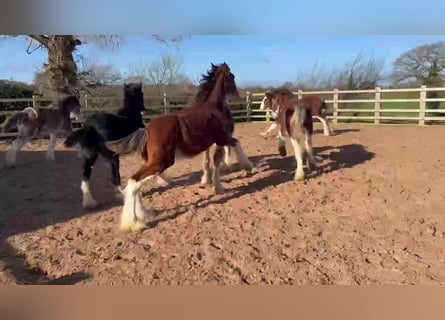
left=3, top=96, right=83, bottom=167
left=262, top=88, right=317, bottom=181
left=106, top=62, right=253, bottom=231
left=259, top=91, right=333, bottom=136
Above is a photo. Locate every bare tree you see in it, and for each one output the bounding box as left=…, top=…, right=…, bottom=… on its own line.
left=3, top=35, right=183, bottom=101
left=127, top=54, right=186, bottom=95
left=391, top=42, right=445, bottom=87
left=293, top=51, right=384, bottom=90
left=76, top=54, right=122, bottom=88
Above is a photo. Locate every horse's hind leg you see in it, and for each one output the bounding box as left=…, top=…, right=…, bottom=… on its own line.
left=314, top=116, right=333, bottom=136
left=46, top=133, right=57, bottom=160
left=290, top=136, right=305, bottom=181
left=6, top=136, right=28, bottom=167
left=97, top=145, right=123, bottom=195
left=304, top=131, right=317, bottom=170
left=81, top=153, right=99, bottom=209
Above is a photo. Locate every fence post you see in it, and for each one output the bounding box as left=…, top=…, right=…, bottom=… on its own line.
left=32, top=94, right=37, bottom=108
left=84, top=93, right=88, bottom=109
left=419, top=85, right=426, bottom=126
left=245, top=91, right=251, bottom=122
left=298, top=89, right=303, bottom=100
left=163, top=93, right=168, bottom=115
left=333, top=88, right=339, bottom=125
left=374, top=87, right=381, bottom=125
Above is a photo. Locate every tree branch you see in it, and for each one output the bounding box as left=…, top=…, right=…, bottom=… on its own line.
left=27, top=35, right=49, bottom=48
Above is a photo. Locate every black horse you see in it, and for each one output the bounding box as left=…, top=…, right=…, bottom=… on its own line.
left=64, top=82, right=147, bottom=209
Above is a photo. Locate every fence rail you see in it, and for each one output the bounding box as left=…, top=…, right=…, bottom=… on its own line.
left=1, top=85, right=445, bottom=139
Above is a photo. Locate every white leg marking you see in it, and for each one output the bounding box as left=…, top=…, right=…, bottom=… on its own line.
left=260, top=123, right=278, bottom=136
left=223, top=146, right=231, bottom=167
left=81, top=180, right=99, bottom=209
left=46, top=133, right=57, bottom=160
left=120, top=176, right=155, bottom=232
left=290, top=138, right=305, bottom=181
left=314, top=116, right=332, bottom=136
left=233, top=142, right=253, bottom=171
left=200, top=150, right=212, bottom=186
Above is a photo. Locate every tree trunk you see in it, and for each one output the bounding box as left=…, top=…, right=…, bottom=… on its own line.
left=45, top=35, right=81, bottom=101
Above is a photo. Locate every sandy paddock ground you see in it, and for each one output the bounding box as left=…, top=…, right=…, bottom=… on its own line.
left=0, top=122, right=444, bottom=285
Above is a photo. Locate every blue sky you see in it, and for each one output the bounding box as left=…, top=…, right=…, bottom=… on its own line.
left=0, top=35, right=444, bottom=86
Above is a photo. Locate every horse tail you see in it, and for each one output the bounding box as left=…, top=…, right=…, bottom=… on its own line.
left=104, top=128, right=149, bottom=157
left=291, top=106, right=313, bottom=141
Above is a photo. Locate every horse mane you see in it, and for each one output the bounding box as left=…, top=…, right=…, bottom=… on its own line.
left=193, top=64, right=220, bottom=103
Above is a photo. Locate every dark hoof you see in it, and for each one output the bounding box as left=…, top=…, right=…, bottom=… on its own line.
left=278, top=146, right=287, bottom=157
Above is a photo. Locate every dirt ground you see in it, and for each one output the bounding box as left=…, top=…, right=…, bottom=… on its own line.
left=0, top=122, right=444, bottom=285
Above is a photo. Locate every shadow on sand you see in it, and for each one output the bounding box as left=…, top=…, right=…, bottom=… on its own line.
left=0, top=149, right=120, bottom=284
left=145, top=143, right=375, bottom=229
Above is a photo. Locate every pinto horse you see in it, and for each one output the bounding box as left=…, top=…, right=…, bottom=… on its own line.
left=259, top=92, right=333, bottom=137
left=262, top=88, right=317, bottom=181
left=3, top=96, right=83, bottom=167
left=105, top=62, right=253, bottom=231
left=63, top=82, right=169, bottom=209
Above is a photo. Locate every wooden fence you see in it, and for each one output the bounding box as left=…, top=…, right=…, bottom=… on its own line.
left=1, top=85, right=445, bottom=139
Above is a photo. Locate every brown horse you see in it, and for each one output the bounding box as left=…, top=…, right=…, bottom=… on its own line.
left=262, top=87, right=317, bottom=181
left=157, top=63, right=252, bottom=190
left=3, top=96, right=83, bottom=167
left=259, top=92, right=333, bottom=136
left=105, top=63, right=253, bottom=231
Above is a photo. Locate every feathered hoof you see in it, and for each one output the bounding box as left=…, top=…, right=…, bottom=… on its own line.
left=294, top=172, right=305, bottom=182
left=213, top=185, right=225, bottom=195
left=120, top=220, right=147, bottom=232
left=82, top=198, right=99, bottom=210
left=278, top=146, right=287, bottom=157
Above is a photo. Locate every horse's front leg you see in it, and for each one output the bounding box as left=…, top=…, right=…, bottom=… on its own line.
left=46, top=133, right=57, bottom=160
left=6, top=136, right=28, bottom=167
left=212, top=146, right=225, bottom=195
left=277, top=132, right=287, bottom=157
left=81, top=153, right=100, bottom=209
left=200, top=149, right=213, bottom=186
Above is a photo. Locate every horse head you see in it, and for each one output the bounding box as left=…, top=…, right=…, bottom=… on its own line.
left=216, top=62, right=239, bottom=102
left=61, top=96, right=84, bottom=122
left=262, top=87, right=294, bottom=112
left=122, top=82, right=146, bottom=117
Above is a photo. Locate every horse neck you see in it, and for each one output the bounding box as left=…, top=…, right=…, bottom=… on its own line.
left=58, top=102, right=71, bottom=118
left=116, top=102, right=143, bottom=124
left=205, top=75, right=226, bottom=108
